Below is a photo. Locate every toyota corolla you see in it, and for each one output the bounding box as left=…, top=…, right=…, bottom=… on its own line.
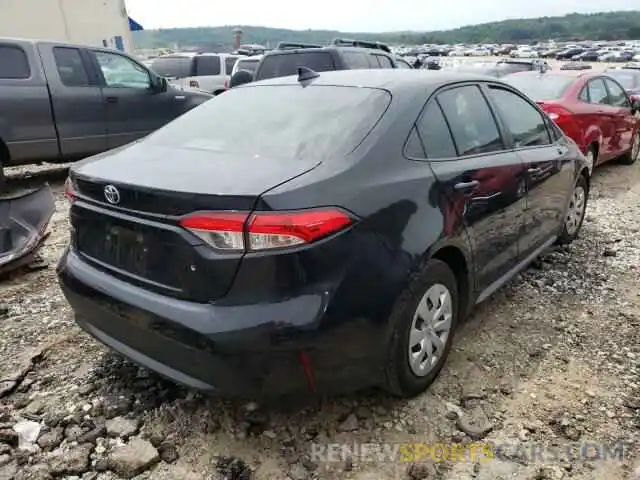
left=58, top=69, right=590, bottom=398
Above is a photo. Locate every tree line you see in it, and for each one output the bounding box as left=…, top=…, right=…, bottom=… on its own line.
left=133, top=11, right=640, bottom=52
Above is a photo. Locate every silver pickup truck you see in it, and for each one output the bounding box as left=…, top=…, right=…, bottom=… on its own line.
left=0, top=38, right=212, bottom=187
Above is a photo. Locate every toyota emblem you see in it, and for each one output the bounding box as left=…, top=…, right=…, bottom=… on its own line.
left=104, top=185, right=120, bottom=205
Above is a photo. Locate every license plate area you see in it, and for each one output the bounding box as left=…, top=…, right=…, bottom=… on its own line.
left=103, top=225, right=148, bottom=276
left=77, top=222, right=149, bottom=277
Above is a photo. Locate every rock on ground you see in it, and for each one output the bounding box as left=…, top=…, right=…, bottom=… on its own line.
left=107, top=438, right=159, bottom=478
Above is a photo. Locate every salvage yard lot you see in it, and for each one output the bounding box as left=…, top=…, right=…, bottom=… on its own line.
left=0, top=163, right=639, bottom=479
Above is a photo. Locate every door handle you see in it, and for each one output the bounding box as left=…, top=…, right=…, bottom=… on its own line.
left=453, top=180, right=479, bottom=191
left=105, top=96, right=118, bottom=104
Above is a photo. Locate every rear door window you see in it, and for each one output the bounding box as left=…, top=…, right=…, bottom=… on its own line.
left=195, top=56, right=221, bottom=76
left=412, top=102, right=457, bottom=159
left=604, top=78, right=630, bottom=107
left=437, top=85, right=504, bottom=156
left=149, top=56, right=192, bottom=78
left=486, top=86, right=551, bottom=147
left=0, top=44, right=30, bottom=79
left=587, top=79, right=610, bottom=105
left=53, top=47, right=90, bottom=86
left=342, top=51, right=371, bottom=69
left=256, top=52, right=335, bottom=80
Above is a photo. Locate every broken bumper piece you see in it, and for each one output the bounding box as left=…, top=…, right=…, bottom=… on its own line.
left=0, top=185, right=56, bottom=277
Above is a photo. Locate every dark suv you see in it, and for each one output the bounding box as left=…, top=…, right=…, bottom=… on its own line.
left=249, top=38, right=399, bottom=82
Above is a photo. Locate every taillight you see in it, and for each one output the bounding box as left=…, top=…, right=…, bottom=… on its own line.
left=64, top=177, right=75, bottom=202
left=189, top=80, right=200, bottom=88
left=631, top=94, right=639, bottom=103
left=179, top=208, right=355, bottom=252
left=224, top=78, right=229, bottom=89
left=544, top=105, right=572, bottom=123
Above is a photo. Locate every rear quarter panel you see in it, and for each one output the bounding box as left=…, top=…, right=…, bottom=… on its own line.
left=247, top=92, right=474, bottom=324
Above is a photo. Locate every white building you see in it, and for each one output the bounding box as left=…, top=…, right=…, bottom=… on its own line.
left=0, top=0, right=143, bottom=52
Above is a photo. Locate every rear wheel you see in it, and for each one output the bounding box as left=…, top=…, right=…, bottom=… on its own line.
left=557, top=174, right=588, bottom=245
left=619, top=132, right=639, bottom=165
left=384, top=259, right=458, bottom=398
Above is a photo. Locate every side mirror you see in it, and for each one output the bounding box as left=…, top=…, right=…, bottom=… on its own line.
left=229, top=70, right=254, bottom=88
left=151, top=76, right=168, bottom=93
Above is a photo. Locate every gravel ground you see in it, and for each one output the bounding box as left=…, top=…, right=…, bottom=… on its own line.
left=0, top=159, right=639, bottom=480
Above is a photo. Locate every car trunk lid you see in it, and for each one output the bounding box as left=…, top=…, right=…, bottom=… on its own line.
left=69, top=143, right=321, bottom=302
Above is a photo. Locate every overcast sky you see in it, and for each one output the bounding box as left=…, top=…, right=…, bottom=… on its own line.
left=125, top=0, right=638, bottom=32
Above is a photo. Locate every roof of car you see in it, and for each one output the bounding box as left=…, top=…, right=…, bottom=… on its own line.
left=160, top=52, right=238, bottom=58
left=507, top=70, right=596, bottom=78
left=245, top=69, right=498, bottom=92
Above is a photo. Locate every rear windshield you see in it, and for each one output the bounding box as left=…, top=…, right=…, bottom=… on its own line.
left=503, top=74, right=575, bottom=101
left=606, top=71, right=638, bottom=89
left=235, top=58, right=260, bottom=74
left=150, top=56, right=192, bottom=78
left=256, top=52, right=335, bottom=80
left=145, top=85, right=391, bottom=161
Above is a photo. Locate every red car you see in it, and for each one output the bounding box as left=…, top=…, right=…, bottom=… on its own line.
left=505, top=70, right=640, bottom=167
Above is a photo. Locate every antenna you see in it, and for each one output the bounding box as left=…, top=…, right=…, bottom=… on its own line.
left=297, top=66, right=320, bottom=83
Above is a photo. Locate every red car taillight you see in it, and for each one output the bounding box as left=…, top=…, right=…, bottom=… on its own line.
left=224, top=78, right=229, bottom=89
left=544, top=105, right=573, bottom=124
left=630, top=94, right=639, bottom=103
left=179, top=208, right=354, bottom=252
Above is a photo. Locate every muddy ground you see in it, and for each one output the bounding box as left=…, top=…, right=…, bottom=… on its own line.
left=0, top=159, right=638, bottom=480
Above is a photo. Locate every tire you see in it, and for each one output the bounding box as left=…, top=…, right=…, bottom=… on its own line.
left=619, top=132, right=639, bottom=165
left=585, top=144, right=597, bottom=171
left=0, top=155, right=5, bottom=194
left=557, top=174, right=588, bottom=245
left=384, top=259, right=459, bottom=398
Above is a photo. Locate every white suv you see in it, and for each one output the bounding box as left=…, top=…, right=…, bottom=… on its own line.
left=150, top=53, right=240, bottom=95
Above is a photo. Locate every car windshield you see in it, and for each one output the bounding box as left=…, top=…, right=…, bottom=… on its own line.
left=150, top=57, right=192, bottom=78
left=504, top=74, right=575, bottom=101
left=145, top=85, right=391, bottom=161
left=606, top=71, right=637, bottom=89
left=236, top=59, right=259, bottom=74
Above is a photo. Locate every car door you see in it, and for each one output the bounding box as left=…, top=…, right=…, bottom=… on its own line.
left=484, top=83, right=576, bottom=260
left=36, top=43, right=107, bottom=158
left=585, top=78, right=617, bottom=162
left=89, top=49, right=184, bottom=149
left=417, top=84, right=527, bottom=296
left=603, top=77, right=636, bottom=155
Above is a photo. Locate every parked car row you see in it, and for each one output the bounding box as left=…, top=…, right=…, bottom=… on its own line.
left=540, top=45, right=640, bottom=62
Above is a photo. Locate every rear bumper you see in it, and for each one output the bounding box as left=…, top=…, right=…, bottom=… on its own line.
left=57, top=248, right=387, bottom=398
